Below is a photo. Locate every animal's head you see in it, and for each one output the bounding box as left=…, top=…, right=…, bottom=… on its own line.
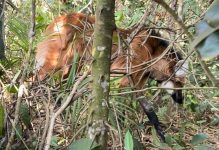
left=159, top=59, right=188, bottom=104
left=146, top=37, right=188, bottom=104
left=129, top=29, right=188, bottom=104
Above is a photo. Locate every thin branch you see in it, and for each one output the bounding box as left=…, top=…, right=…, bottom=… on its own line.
left=6, top=0, right=19, bottom=12
left=110, top=86, right=218, bottom=96
left=78, top=0, right=93, bottom=13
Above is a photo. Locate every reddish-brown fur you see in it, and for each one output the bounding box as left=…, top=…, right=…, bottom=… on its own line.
left=34, top=13, right=183, bottom=90
left=34, top=13, right=187, bottom=141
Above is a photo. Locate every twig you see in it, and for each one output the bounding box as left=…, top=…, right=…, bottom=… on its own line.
left=152, top=0, right=219, bottom=87
left=6, top=0, right=19, bottom=12
left=5, top=0, right=36, bottom=149
left=78, top=0, right=93, bottom=13
left=110, top=86, right=218, bottom=96
left=0, top=0, right=6, bottom=19
left=44, top=72, right=88, bottom=150
left=127, top=6, right=155, bottom=44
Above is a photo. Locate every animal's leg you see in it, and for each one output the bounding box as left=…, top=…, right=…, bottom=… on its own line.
left=137, top=97, right=165, bottom=142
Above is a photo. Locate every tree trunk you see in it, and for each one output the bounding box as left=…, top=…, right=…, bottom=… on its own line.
left=88, top=0, right=115, bottom=149
left=0, top=0, right=5, bottom=59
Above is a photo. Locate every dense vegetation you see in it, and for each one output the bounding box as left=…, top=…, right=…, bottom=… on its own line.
left=0, top=0, right=219, bottom=149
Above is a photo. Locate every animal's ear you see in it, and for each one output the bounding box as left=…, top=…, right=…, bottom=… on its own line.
left=174, top=60, right=188, bottom=77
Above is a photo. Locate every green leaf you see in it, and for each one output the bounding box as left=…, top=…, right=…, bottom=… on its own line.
left=204, top=0, right=219, bottom=27
left=133, top=137, right=144, bottom=150
left=51, top=136, right=58, bottom=147
left=136, top=123, right=145, bottom=130
left=216, top=130, right=219, bottom=138
left=15, top=125, right=23, bottom=140
left=165, top=134, right=173, bottom=146
left=172, top=144, right=185, bottom=150
left=108, top=110, right=117, bottom=128
left=151, top=127, right=169, bottom=148
left=7, top=17, right=29, bottom=51
left=68, top=138, right=99, bottom=150
left=115, top=11, right=124, bottom=22
left=151, top=127, right=160, bottom=145
left=197, top=30, right=219, bottom=59
left=12, top=70, right=21, bottom=83
left=19, top=104, right=31, bottom=128
left=66, top=47, right=78, bottom=88
left=6, top=84, right=18, bottom=93
left=124, top=130, right=133, bottom=150
left=0, top=104, right=4, bottom=136
left=191, top=133, right=208, bottom=146
left=210, top=116, right=219, bottom=126
left=190, top=0, right=219, bottom=59
left=196, top=120, right=206, bottom=125
left=194, top=144, right=215, bottom=150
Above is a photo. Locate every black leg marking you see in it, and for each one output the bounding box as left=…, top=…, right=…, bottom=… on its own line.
left=138, top=97, right=165, bottom=142
left=171, top=90, right=183, bottom=104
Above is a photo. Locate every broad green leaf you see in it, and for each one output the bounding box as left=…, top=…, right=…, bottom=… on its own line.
left=0, top=104, right=4, bottom=136
left=204, top=0, right=219, bottom=27
left=191, top=133, right=208, bottom=146
left=19, top=104, right=31, bottom=128
left=68, top=138, right=99, bottom=150
left=190, top=20, right=219, bottom=52
left=190, top=0, right=219, bottom=59
left=197, top=30, right=219, bottom=59
left=124, top=130, right=133, bottom=150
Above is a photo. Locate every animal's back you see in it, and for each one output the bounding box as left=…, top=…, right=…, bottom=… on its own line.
left=34, top=13, right=95, bottom=80
left=34, top=13, right=183, bottom=90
